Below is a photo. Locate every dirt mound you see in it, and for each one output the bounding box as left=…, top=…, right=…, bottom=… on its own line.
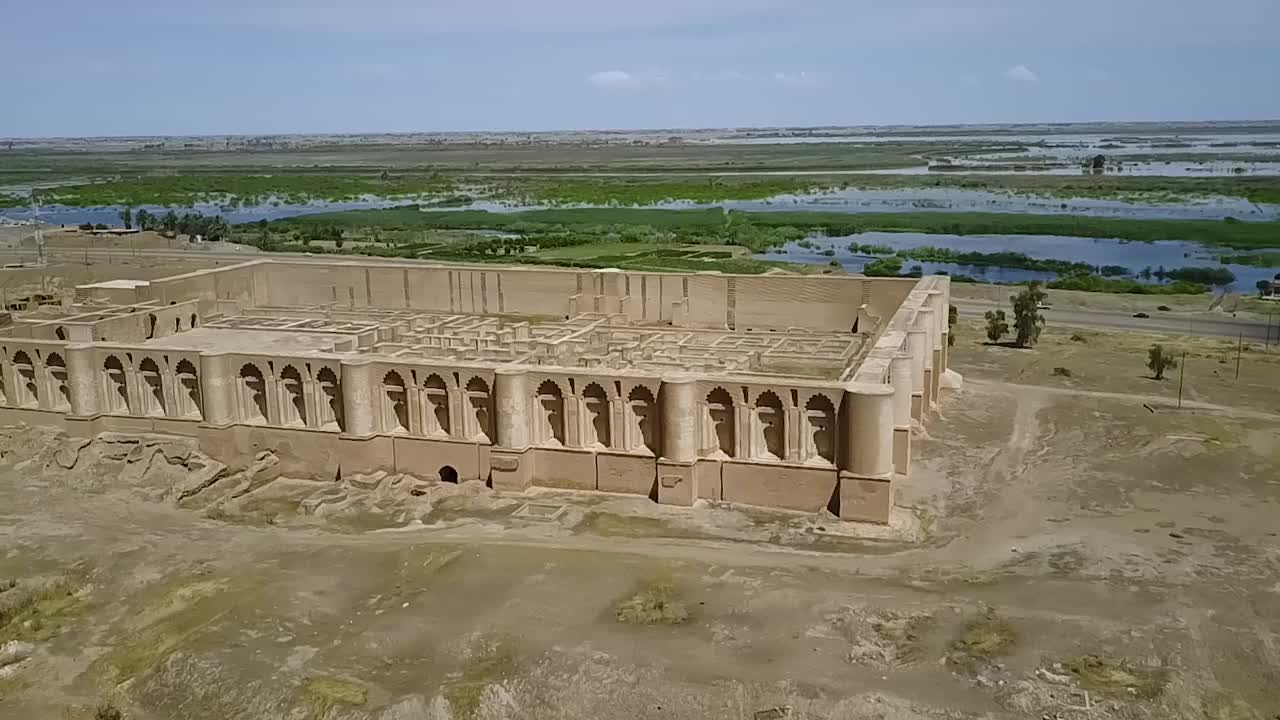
left=0, top=425, right=474, bottom=530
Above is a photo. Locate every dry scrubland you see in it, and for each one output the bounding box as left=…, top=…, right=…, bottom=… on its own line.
left=0, top=251, right=1275, bottom=718
left=0, top=304, right=1274, bottom=719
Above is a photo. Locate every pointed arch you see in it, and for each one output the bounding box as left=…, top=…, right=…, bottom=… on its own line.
left=704, top=387, right=735, bottom=457
left=535, top=378, right=565, bottom=445
left=103, top=355, right=130, bottom=414
left=382, top=370, right=409, bottom=433
left=422, top=373, right=450, bottom=436
left=465, top=376, right=491, bottom=441
left=626, top=385, right=657, bottom=453
left=239, top=363, right=267, bottom=423
left=175, top=359, right=202, bottom=419
left=46, top=352, right=70, bottom=411
left=582, top=382, right=610, bottom=448
left=280, top=365, right=306, bottom=426
left=139, top=357, right=166, bottom=417
left=804, top=394, right=836, bottom=464
left=12, top=351, right=37, bottom=408
left=317, top=366, right=343, bottom=430
left=753, top=390, right=784, bottom=460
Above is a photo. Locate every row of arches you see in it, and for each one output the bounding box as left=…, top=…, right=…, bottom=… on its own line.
left=101, top=354, right=202, bottom=419
left=378, top=371, right=490, bottom=440
left=0, top=352, right=837, bottom=467
left=0, top=350, right=70, bottom=411
left=704, top=387, right=836, bottom=464
left=529, top=379, right=657, bottom=454
left=238, top=363, right=342, bottom=430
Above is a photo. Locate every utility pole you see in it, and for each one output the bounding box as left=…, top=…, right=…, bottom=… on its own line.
left=1177, top=351, right=1186, bottom=409
left=1235, top=332, right=1243, bottom=380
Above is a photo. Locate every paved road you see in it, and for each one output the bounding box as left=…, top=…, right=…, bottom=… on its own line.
left=951, top=298, right=1275, bottom=342
left=2, top=246, right=1275, bottom=343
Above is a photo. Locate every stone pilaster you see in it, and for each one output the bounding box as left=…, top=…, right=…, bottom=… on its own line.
left=889, top=353, right=913, bottom=476
left=339, top=360, right=376, bottom=437
left=64, top=345, right=99, bottom=417
left=658, top=377, right=699, bottom=463
left=198, top=354, right=234, bottom=426
left=494, top=369, right=530, bottom=449
left=839, top=383, right=895, bottom=524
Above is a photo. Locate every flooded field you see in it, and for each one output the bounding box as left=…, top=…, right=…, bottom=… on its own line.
left=761, top=231, right=1280, bottom=290
left=11, top=185, right=1278, bottom=229
left=0, top=197, right=408, bottom=227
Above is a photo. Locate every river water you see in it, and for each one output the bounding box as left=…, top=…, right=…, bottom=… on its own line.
left=758, top=232, right=1279, bottom=291
left=3, top=185, right=1278, bottom=227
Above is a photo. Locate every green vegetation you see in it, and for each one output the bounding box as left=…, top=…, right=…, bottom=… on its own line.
left=894, top=247, right=1094, bottom=275
left=301, top=676, right=368, bottom=719
left=1218, top=251, right=1280, bottom=267
left=93, top=575, right=261, bottom=685
left=984, top=310, right=1009, bottom=343
left=737, top=210, right=1280, bottom=251
left=1011, top=283, right=1047, bottom=348
left=949, top=612, right=1017, bottom=666
left=863, top=256, right=904, bottom=277
left=489, top=176, right=830, bottom=205
left=27, top=173, right=455, bottom=207
left=1147, top=344, right=1178, bottom=380
left=442, top=635, right=517, bottom=719
left=272, top=206, right=1280, bottom=251
left=615, top=579, right=690, bottom=625
left=1062, top=654, right=1169, bottom=699
left=1048, top=275, right=1207, bottom=294
left=0, top=578, right=90, bottom=644
left=848, top=241, right=894, bottom=254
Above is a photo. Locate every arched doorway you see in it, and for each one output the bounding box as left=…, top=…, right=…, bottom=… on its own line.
left=438, top=465, right=459, bottom=484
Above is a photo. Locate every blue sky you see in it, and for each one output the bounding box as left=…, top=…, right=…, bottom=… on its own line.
left=2, top=0, right=1278, bottom=137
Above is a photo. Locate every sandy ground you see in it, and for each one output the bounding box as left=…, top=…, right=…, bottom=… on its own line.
left=951, top=281, right=1278, bottom=322
left=0, top=316, right=1275, bottom=719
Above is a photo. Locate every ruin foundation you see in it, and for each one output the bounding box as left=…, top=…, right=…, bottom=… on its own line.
left=0, top=260, right=957, bottom=524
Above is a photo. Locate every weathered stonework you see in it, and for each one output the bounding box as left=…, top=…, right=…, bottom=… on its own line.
left=0, top=259, right=957, bottom=524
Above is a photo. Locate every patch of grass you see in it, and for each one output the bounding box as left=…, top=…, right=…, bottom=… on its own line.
left=615, top=579, right=690, bottom=625
left=92, top=575, right=261, bottom=685
left=949, top=611, right=1016, bottom=663
left=1062, top=654, right=1169, bottom=699
left=442, top=635, right=517, bottom=720
left=274, top=206, right=1280, bottom=252
left=94, top=703, right=125, bottom=720
left=0, top=577, right=90, bottom=644
left=300, top=675, right=368, bottom=719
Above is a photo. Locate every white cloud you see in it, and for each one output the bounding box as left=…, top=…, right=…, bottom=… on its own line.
left=772, top=71, right=826, bottom=89
left=1003, top=64, right=1039, bottom=83
left=690, top=69, right=748, bottom=84
left=586, top=69, right=670, bottom=91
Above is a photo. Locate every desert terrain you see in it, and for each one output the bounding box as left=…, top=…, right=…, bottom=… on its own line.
left=0, top=297, right=1276, bottom=719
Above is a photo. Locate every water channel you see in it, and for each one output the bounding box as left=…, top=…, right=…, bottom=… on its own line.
left=758, top=232, right=1280, bottom=291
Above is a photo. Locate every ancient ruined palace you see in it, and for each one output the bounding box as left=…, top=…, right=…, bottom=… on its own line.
left=0, top=260, right=957, bottom=523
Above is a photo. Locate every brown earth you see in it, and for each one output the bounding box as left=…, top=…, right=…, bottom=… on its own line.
left=0, top=310, right=1277, bottom=719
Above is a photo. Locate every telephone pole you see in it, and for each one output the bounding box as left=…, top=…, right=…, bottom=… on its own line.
left=1177, top=351, right=1186, bottom=409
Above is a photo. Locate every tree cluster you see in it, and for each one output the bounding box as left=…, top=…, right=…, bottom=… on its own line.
left=984, top=282, right=1047, bottom=348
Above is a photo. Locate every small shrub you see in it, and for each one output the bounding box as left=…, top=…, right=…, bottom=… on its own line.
left=615, top=580, right=689, bottom=625
left=95, top=703, right=124, bottom=720
left=1063, top=654, right=1168, bottom=699
left=1156, top=305, right=1171, bottom=311
left=1052, top=367, right=1073, bottom=377
left=1069, top=333, right=1087, bottom=343
left=949, top=610, right=1016, bottom=667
